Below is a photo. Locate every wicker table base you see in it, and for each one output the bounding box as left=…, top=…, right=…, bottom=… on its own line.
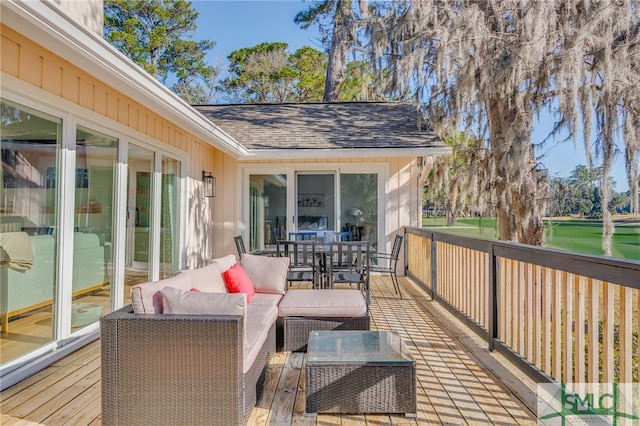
left=305, top=330, right=416, bottom=416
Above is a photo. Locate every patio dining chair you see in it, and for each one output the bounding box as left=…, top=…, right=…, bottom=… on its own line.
left=327, top=240, right=370, bottom=304
left=276, top=239, right=319, bottom=288
left=288, top=231, right=318, bottom=241
left=234, top=235, right=247, bottom=256
left=323, top=231, right=353, bottom=243
left=370, top=234, right=403, bottom=299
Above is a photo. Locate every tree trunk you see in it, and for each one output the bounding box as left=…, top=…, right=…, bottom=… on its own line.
left=487, top=98, right=545, bottom=246
left=323, top=0, right=350, bottom=102
left=601, top=105, right=615, bottom=256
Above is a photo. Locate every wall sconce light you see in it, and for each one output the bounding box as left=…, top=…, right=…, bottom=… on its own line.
left=202, top=171, right=215, bottom=198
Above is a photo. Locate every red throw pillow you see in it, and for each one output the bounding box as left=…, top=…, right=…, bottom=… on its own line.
left=223, top=264, right=255, bottom=303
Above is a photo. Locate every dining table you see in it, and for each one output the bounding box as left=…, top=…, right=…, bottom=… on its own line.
left=256, top=241, right=372, bottom=291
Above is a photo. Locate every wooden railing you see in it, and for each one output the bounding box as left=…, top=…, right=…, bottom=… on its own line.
left=404, top=227, right=640, bottom=385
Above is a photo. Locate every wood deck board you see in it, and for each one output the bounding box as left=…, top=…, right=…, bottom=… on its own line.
left=1, top=276, right=536, bottom=425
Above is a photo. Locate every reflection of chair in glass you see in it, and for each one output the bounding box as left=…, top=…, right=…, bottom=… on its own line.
left=234, top=235, right=247, bottom=256
left=337, top=231, right=352, bottom=241
left=288, top=231, right=317, bottom=241
left=323, top=231, right=353, bottom=243
left=328, top=241, right=370, bottom=304
left=276, top=240, right=318, bottom=288
left=370, top=234, right=403, bottom=299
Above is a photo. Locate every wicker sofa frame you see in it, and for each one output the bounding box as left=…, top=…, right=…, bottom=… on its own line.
left=101, top=305, right=275, bottom=426
left=279, top=314, right=370, bottom=352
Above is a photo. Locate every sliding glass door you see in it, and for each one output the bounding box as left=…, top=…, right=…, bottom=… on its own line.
left=1, top=100, right=60, bottom=362
left=246, top=167, right=382, bottom=253
left=249, top=174, right=287, bottom=252
left=296, top=173, right=335, bottom=235
left=340, top=173, right=378, bottom=249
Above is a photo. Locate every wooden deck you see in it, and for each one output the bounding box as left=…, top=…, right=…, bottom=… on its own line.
left=1, top=276, right=536, bottom=425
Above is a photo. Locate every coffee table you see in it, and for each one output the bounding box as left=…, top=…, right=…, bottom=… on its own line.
left=305, top=330, right=416, bottom=416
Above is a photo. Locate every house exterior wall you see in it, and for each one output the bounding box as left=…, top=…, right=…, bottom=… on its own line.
left=239, top=155, right=421, bottom=258
left=1, top=24, right=236, bottom=261
left=54, top=0, right=104, bottom=36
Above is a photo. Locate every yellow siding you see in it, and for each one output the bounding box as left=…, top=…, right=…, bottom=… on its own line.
left=1, top=23, right=236, bottom=260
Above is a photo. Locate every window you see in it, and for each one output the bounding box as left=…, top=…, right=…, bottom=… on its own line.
left=1, top=99, right=61, bottom=362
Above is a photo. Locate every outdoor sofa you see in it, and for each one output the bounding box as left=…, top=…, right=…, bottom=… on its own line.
left=100, top=253, right=369, bottom=425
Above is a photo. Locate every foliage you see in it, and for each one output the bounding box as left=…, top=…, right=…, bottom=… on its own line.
left=338, top=60, right=382, bottom=101
left=330, top=0, right=639, bottom=251
left=423, top=133, right=494, bottom=225
left=295, top=0, right=383, bottom=102
left=218, top=42, right=326, bottom=103
left=104, top=0, right=218, bottom=103
left=290, top=46, right=326, bottom=102
left=547, top=165, right=630, bottom=218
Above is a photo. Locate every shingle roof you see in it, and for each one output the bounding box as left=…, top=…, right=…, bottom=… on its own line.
left=193, top=102, right=442, bottom=150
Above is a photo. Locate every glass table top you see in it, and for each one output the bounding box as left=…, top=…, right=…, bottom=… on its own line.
left=306, top=330, right=415, bottom=364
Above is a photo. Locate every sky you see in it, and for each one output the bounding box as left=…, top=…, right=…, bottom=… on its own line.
left=192, top=1, right=631, bottom=192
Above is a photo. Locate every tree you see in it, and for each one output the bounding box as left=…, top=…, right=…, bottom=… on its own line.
left=354, top=1, right=639, bottom=253
left=423, top=134, right=491, bottom=225
left=296, top=0, right=375, bottom=102
left=291, top=46, right=326, bottom=102
left=566, top=165, right=602, bottom=218
left=104, top=0, right=218, bottom=103
left=219, top=43, right=327, bottom=103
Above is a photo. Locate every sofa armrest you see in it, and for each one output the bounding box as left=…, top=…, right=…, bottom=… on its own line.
left=101, top=305, right=246, bottom=425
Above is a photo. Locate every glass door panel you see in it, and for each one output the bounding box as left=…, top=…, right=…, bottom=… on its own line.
left=71, top=126, right=117, bottom=332
left=340, top=173, right=378, bottom=250
left=1, top=100, right=60, bottom=362
left=125, top=145, right=154, bottom=289
left=249, top=174, right=287, bottom=252
left=297, top=173, right=334, bottom=241
left=159, top=156, right=180, bottom=279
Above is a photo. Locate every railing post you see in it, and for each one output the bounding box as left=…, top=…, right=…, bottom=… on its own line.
left=488, top=243, right=498, bottom=351
left=402, top=227, right=408, bottom=276
left=430, top=233, right=437, bottom=300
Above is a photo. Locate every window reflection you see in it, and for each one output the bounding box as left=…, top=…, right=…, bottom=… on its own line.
left=71, top=126, right=117, bottom=332
left=340, top=173, right=378, bottom=250
left=124, top=145, right=154, bottom=298
left=250, top=174, right=287, bottom=252
left=160, top=156, right=180, bottom=279
left=1, top=99, right=60, bottom=362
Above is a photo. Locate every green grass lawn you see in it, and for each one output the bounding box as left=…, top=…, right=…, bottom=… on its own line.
left=421, top=215, right=640, bottom=261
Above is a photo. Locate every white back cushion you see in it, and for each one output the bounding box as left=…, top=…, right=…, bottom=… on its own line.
left=240, top=253, right=290, bottom=295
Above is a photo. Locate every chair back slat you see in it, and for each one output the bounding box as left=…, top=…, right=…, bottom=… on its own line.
left=234, top=235, right=246, bottom=256
left=276, top=240, right=317, bottom=287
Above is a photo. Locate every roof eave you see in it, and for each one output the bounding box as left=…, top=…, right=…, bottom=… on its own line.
left=243, top=146, right=452, bottom=160
left=1, top=0, right=247, bottom=158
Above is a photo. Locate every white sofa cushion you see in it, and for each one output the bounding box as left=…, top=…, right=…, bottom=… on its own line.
left=278, top=289, right=367, bottom=317
left=240, top=253, right=289, bottom=295
left=250, top=293, right=283, bottom=307
left=246, top=304, right=279, bottom=327
left=160, top=286, right=248, bottom=347
left=181, top=263, right=227, bottom=293
left=160, top=286, right=246, bottom=316
left=244, top=304, right=278, bottom=374
left=130, top=273, right=193, bottom=314
left=208, top=254, right=237, bottom=273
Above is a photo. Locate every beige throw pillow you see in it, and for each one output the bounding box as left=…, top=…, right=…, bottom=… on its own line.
left=209, top=254, right=237, bottom=273
left=183, top=263, right=227, bottom=293
left=130, top=273, right=193, bottom=314
left=160, top=286, right=248, bottom=345
left=240, top=253, right=290, bottom=295
left=160, top=286, right=246, bottom=316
